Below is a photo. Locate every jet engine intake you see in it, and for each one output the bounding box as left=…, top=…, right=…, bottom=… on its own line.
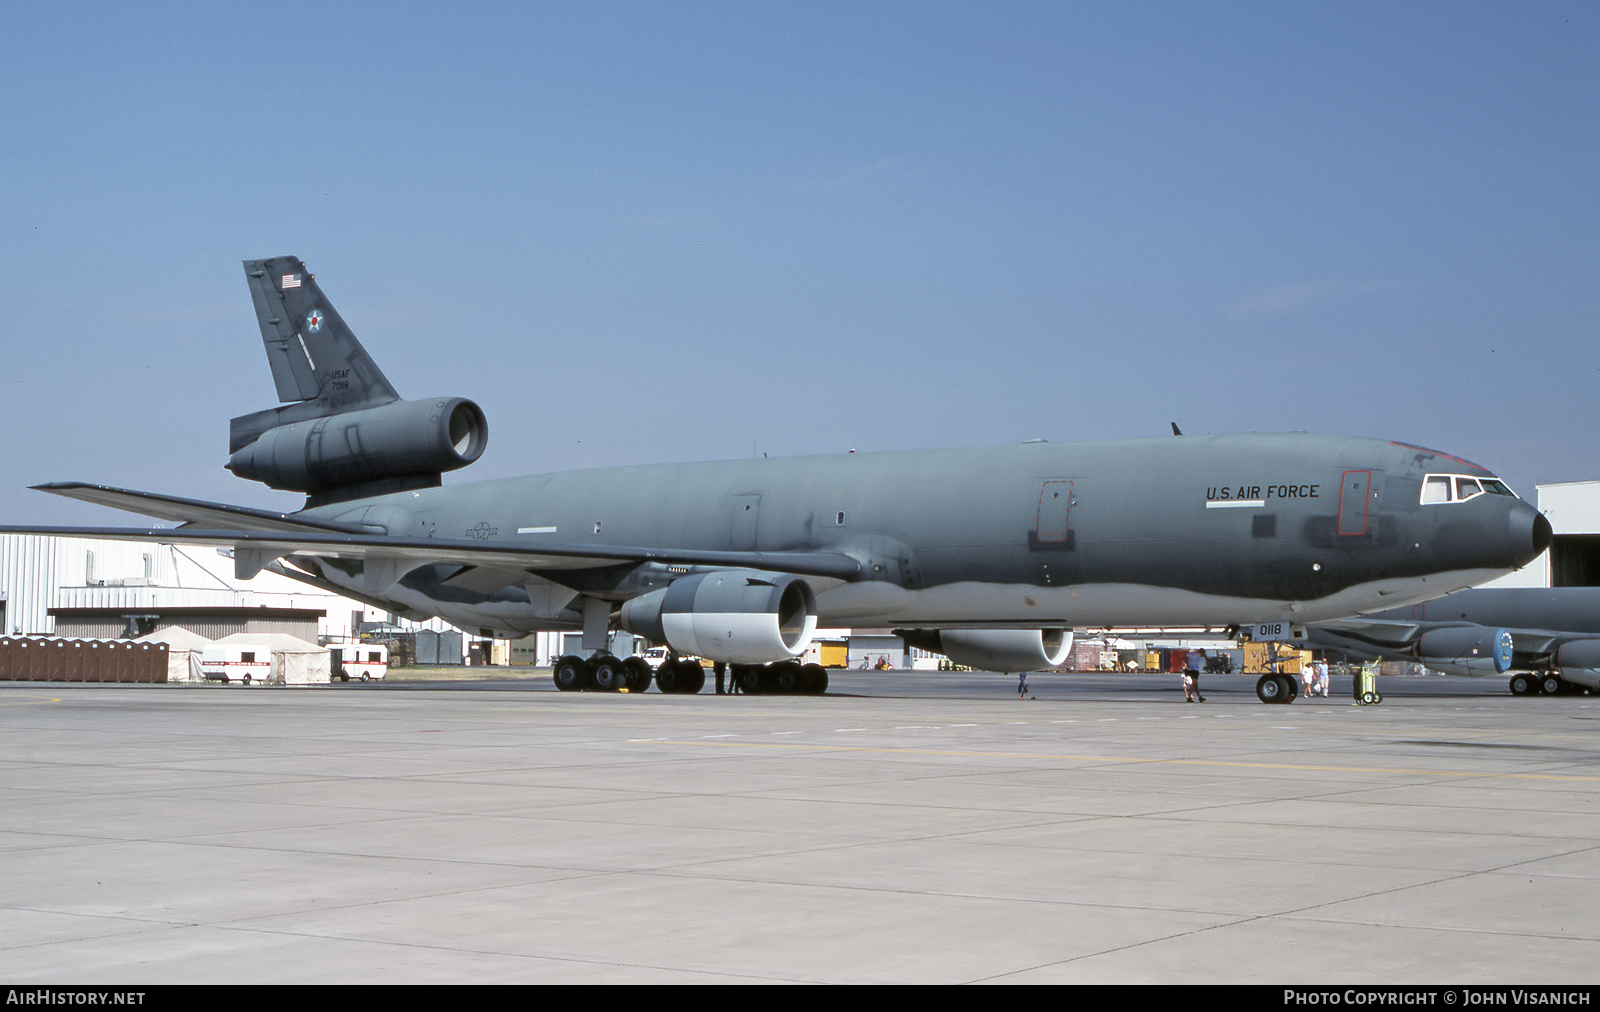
left=1415, top=626, right=1513, bottom=674
left=900, top=628, right=1072, bottom=672
left=619, top=569, right=817, bottom=665
left=227, top=397, right=488, bottom=496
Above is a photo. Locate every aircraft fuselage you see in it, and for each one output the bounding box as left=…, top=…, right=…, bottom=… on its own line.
left=296, top=432, right=1548, bottom=636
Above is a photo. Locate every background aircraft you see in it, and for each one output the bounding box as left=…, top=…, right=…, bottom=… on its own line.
left=5, top=257, right=1551, bottom=693
left=1308, top=587, right=1600, bottom=697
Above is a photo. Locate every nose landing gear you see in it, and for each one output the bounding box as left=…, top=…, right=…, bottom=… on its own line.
left=1255, top=673, right=1299, bottom=704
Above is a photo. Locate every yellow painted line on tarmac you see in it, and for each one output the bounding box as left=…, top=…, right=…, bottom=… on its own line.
left=626, top=738, right=1600, bottom=783
left=0, top=695, right=63, bottom=707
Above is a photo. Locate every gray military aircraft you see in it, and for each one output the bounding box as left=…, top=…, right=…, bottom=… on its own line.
left=7, top=256, right=1551, bottom=693
left=1307, top=586, right=1600, bottom=698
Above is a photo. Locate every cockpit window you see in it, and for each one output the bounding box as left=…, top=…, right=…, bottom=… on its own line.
left=1421, top=473, right=1518, bottom=505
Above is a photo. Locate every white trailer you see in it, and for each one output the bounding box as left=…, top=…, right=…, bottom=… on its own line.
left=332, top=644, right=388, bottom=681
left=199, top=643, right=272, bottom=684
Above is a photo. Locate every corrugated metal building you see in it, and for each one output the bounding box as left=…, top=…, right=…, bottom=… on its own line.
left=0, top=534, right=376, bottom=641
left=0, top=535, right=61, bottom=636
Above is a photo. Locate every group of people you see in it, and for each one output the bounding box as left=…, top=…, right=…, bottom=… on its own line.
left=1182, top=648, right=1331, bottom=700
left=1301, top=658, right=1332, bottom=697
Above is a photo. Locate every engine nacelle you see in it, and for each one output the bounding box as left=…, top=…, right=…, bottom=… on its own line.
left=1556, top=640, right=1600, bottom=691
left=619, top=570, right=817, bottom=665
left=1415, top=626, right=1513, bottom=674
left=227, top=397, right=487, bottom=495
left=902, top=628, right=1072, bottom=672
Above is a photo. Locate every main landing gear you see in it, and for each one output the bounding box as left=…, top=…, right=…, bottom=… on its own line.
left=553, top=654, right=676, bottom=692
left=1509, top=672, right=1592, bottom=697
left=551, top=655, right=829, bottom=695
left=731, top=661, right=829, bottom=696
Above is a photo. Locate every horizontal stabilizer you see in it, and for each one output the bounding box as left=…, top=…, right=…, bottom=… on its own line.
left=31, top=483, right=374, bottom=534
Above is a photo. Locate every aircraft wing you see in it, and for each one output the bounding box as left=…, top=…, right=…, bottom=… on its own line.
left=1508, top=630, right=1565, bottom=657
left=1306, top=617, right=1428, bottom=648
left=32, top=482, right=374, bottom=534
left=0, top=524, right=863, bottom=589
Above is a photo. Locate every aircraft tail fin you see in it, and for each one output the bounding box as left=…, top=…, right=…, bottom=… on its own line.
left=241, top=256, right=399, bottom=410
left=233, top=256, right=404, bottom=453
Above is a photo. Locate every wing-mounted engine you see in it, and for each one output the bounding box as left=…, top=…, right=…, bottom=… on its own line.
left=899, top=628, right=1072, bottom=673
left=1413, top=626, right=1513, bottom=674
left=228, top=256, right=489, bottom=506
left=1555, top=641, right=1600, bottom=691
left=619, top=569, right=817, bottom=665
left=227, top=396, right=487, bottom=504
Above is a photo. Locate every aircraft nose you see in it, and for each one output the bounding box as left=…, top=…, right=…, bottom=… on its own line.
left=1509, top=501, right=1552, bottom=566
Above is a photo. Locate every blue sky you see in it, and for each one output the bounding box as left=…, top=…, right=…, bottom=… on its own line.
left=2, top=1, right=1596, bottom=522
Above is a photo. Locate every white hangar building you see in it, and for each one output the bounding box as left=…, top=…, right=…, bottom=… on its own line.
left=0, top=533, right=422, bottom=642
left=1484, top=480, right=1600, bottom=590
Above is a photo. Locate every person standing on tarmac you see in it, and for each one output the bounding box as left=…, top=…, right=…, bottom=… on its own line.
left=1184, top=647, right=1207, bottom=702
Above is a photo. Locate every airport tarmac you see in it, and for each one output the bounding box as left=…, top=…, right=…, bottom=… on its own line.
left=3, top=670, right=1599, bottom=984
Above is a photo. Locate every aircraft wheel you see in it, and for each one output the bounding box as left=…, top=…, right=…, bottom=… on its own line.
left=1285, top=676, right=1300, bottom=698
left=1541, top=674, right=1563, bottom=696
left=740, top=666, right=765, bottom=695
left=655, top=659, right=705, bottom=694
left=623, top=656, right=653, bottom=692
left=655, top=659, right=684, bottom=692
left=680, top=660, right=706, bottom=694
left=1256, top=675, right=1286, bottom=704
left=553, top=655, right=590, bottom=691
left=1510, top=674, right=1535, bottom=696
left=592, top=656, right=627, bottom=691
left=773, top=661, right=803, bottom=693
left=801, top=663, right=828, bottom=695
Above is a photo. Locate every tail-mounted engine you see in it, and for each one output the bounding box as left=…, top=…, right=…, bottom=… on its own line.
left=231, top=256, right=490, bottom=506
left=227, top=397, right=488, bottom=505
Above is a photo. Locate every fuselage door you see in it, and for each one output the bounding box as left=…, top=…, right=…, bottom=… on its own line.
left=1036, top=480, right=1074, bottom=544
left=731, top=493, right=762, bottom=550
left=1337, top=469, right=1382, bottom=536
